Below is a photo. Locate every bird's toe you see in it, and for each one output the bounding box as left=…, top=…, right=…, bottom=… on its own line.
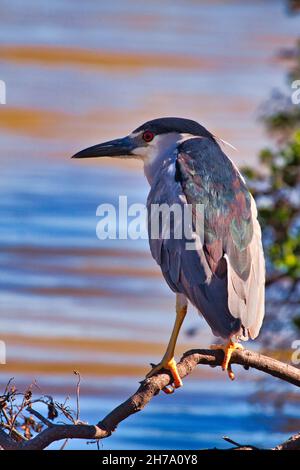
left=210, top=340, right=244, bottom=380
left=146, top=357, right=183, bottom=393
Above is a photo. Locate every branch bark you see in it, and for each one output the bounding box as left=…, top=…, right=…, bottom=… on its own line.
left=1, top=348, right=300, bottom=450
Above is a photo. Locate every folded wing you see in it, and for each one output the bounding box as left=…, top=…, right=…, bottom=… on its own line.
left=148, top=136, right=265, bottom=340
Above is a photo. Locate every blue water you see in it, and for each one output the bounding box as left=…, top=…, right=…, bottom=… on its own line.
left=1, top=0, right=299, bottom=450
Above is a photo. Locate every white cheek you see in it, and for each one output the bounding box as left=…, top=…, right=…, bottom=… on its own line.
left=132, top=143, right=159, bottom=163
left=132, top=146, right=148, bottom=159
left=132, top=133, right=181, bottom=164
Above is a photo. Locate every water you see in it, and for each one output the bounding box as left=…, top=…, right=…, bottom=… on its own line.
left=0, top=0, right=299, bottom=449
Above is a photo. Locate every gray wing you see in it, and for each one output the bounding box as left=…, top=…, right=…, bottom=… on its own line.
left=147, top=137, right=265, bottom=340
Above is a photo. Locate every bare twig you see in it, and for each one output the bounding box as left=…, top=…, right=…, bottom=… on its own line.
left=26, top=407, right=54, bottom=428
left=59, top=438, right=69, bottom=450
left=1, top=406, right=27, bottom=442
left=1, top=423, right=28, bottom=442
left=0, top=347, right=299, bottom=450
left=223, top=436, right=260, bottom=450
left=74, top=371, right=81, bottom=423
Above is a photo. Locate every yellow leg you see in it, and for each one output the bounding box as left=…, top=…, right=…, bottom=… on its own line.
left=146, top=294, right=187, bottom=392
left=211, top=339, right=244, bottom=380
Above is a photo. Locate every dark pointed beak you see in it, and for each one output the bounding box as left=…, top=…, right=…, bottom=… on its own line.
left=71, top=136, right=134, bottom=159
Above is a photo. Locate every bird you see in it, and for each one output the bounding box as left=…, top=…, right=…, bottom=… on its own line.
left=72, top=117, right=265, bottom=392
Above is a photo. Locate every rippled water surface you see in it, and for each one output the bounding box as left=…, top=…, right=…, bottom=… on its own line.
left=0, top=0, right=299, bottom=449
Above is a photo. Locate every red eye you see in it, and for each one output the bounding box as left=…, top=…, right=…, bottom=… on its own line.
left=142, top=131, right=154, bottom=142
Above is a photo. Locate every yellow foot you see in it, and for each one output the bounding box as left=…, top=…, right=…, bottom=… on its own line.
left=211, top=340, right=244, bottom=380
left=146, top=357, right=182, bottom=393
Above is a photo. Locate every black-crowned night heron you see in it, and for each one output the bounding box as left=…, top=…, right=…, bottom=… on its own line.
left=72, top=117, right=265, bottom=392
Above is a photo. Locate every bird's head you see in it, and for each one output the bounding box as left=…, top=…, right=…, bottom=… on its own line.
left=71, top=117, right=213, bottom=164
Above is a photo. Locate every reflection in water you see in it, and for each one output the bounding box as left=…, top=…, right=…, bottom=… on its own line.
left=1, top=0, right=299, bottom=449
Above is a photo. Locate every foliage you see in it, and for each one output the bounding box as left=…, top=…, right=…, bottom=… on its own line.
left=244, top=132, right=300, bottom=280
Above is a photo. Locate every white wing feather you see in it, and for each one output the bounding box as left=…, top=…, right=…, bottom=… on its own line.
left=226, top=195, right=265, bottom=340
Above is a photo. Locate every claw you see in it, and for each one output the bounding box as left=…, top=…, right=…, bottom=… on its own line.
left=146, top=357, right=182, bottom=393
left=227, top=364, right=235, bottom=381
left=163, top=385, right=175, bottom=394
left=211, top=340, right=244, bottom=380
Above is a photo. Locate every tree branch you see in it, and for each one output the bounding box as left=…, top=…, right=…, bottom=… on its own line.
left=1, top=348, right=299, bottom=450
left=274, top=432, right=300, bottom=450
left=25, top=407, right=54, bottom=428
